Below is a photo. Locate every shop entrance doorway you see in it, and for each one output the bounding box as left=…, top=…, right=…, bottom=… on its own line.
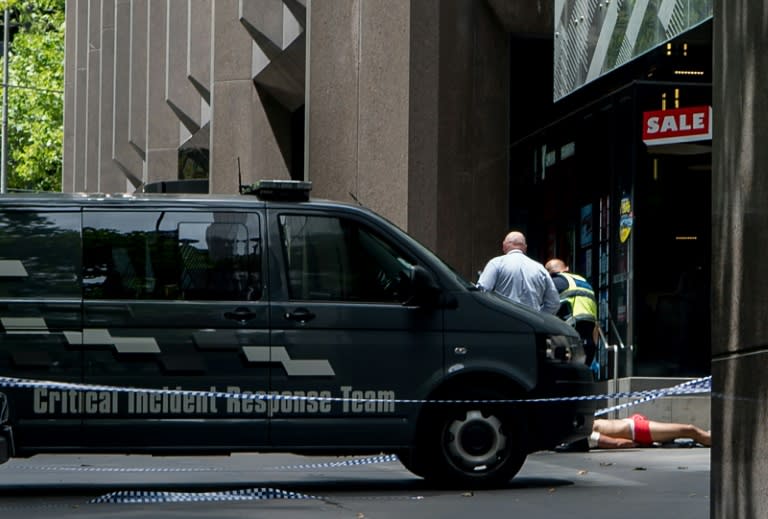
left=634, top=151, right=711, bottom=376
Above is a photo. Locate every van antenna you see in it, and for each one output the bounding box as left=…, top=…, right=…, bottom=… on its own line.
left=237, top=157, right=243, bottom=194
left=348, top=191, right=362, bottom=206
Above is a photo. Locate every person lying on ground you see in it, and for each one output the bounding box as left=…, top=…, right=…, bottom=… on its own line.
left=589, top=413, right=711, bottom=449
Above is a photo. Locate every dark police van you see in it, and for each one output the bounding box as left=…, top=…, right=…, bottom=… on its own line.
left=0, top=180, right=595, bottom=487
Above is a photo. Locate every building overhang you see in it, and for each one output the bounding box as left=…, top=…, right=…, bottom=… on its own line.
left=486, top=0, right=553, bottom=37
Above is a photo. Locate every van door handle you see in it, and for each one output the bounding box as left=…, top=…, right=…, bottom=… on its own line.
left=224, top=307, right=257, bottom=323
left=284, top=308, right=316, bottom=323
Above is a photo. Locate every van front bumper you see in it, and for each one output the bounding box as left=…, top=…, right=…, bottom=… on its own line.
left=526, top=363, right=599, bottom=451
left=0, top=426, right=11, bottom=464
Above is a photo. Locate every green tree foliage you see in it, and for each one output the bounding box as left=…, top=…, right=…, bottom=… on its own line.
left=2, top=0, right=64, bottom=191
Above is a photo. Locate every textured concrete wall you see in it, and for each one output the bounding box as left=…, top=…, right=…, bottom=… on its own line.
left=63, top=0, right=302, bottom=194
left=208, top=0, right=300, bottom=193
left=435, top=0, right=509, bottom=279
left=63, top=0, right=525, bottom=280
left=712, top=0, right=768, bottom=517
left=307, top=0, right=509, bottom=277
left=357, top=1, right=411, bottom=228
left=407, top=0, right=440, bottom=254
left=305, top=0, right=359, bottom=203
left=209, top=0, right=258, bottom=193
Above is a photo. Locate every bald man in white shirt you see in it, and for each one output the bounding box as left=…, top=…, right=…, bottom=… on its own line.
left=477, top=231, right=560, bottom=314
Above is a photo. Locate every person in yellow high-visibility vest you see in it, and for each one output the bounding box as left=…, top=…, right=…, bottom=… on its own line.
left=545, top=258, right=599, bottom=366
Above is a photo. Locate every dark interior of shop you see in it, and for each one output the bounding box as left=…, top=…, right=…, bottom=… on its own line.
left=509, top=20, right=712, bottom=378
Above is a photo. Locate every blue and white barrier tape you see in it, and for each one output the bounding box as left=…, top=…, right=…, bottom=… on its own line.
left=0, top=375, right=711, bottom=406
left=13, top=453, right=400, bottom=475
left=267, top=453, right=399, bottom=471
left=15, top=465, right=223, bottom=473
left=84, top=455, right=404, bottom=505
left=595, top=376, right=711, bottom=416
left=0, top=373, right=711, bottom=507
left=89, top=487, right=320, bottom=505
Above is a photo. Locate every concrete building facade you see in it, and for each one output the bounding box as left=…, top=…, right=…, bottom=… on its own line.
left=63, top=0, right=550, bottom=278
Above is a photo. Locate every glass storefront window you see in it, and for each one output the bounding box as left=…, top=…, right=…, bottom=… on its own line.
left=554, top=0, right=713, bottom=100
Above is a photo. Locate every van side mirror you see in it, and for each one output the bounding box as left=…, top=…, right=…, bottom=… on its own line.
left=404, top=265, right=441, bottom=307
left=557, top=300, right=572, bottom=320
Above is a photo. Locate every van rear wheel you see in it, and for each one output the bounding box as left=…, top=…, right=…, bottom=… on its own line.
left=413, top=390, right=527, bottom=488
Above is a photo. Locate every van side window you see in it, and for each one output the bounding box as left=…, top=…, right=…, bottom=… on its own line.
left=0, top=211, right=80, bottom=298
left=83, top=211, right=262, bottom=301
left=278, top=214, right=415, bottom=303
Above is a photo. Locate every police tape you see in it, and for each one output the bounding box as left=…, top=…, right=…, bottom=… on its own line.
left=0, top=392, right=7, bottom=423
left=15, top=453, right=400, bottom=474
left=87, top=484, right=425, bottom=505
left=0, top=375, right=711, bottom=407
left=594, top=376, right=712, bottom=416
left=87, top=473, right=427, bottom=505
left=88, top=487, right=321, bottom=504
left=50, top=455, right=404, bottom=506
left=0, top=373, right=710, bottom=506
left=267, top=453, right=400, bottom=471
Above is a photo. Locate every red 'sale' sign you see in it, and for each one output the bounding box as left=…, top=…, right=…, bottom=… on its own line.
left=642, top=105, right=712, bottom=146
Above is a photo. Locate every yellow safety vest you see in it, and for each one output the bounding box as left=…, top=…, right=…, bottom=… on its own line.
left=558, top=272, right=598, bottom=323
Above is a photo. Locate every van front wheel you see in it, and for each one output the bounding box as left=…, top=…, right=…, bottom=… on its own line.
left=415, top=392, right=527, bottom=487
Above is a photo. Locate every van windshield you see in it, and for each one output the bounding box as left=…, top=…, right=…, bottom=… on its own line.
left=363, top=209, right=477, bottom=290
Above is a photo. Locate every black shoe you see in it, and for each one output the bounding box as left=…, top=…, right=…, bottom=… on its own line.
left=554, top=438, right=590, bottom=453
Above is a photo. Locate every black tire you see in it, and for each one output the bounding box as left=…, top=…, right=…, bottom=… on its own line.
left=412, top=390, right=528, bottom=488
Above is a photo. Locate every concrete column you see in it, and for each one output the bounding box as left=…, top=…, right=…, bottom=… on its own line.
left=711, top=1, right=768, bottom=517
left=166, top=0, right=202, bottom=136
left=129, top=0, right=148, bottom=175
left=83, top=1, right=101, bottom=192
left=434, top=0, right=509, bottom=278
left=209, top=0, right=289, bottom=193
left=210, top=0, right=255, bottom=193
left=145, top=1, right=179, bottom=182
left=72, top=0, right=88, bottom=192
left=307, top=0, right=413, bottom=226
left=97, top=1, right=123, bottom=194
left=357, top=0, right=411, bottom=229
left=406, top=0, right=440, bottom=251
left=305, top=0, right=359, bottom=202
left=113, top=0, right=144, bottom=189
left=62, top=1, right=78, bottom=192
left=188, top=0, right=212, bottom=102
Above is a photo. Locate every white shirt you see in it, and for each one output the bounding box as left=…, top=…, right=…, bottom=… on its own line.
left=477, top=249, right=560, bottom=314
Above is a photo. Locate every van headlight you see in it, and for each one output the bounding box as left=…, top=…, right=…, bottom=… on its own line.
left=544, top=334, right=585, bottom=364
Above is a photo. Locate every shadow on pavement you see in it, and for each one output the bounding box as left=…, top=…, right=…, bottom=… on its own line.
left=0, top=475, right=575, bottom=499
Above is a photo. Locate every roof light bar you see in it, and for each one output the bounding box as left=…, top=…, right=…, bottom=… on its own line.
left=241, top=180, right=312, bottom=202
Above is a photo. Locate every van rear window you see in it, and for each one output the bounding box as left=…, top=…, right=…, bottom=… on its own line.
left=83, top=211, right=262, bottom=301
left=0, top=211, right=81, bottom=298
